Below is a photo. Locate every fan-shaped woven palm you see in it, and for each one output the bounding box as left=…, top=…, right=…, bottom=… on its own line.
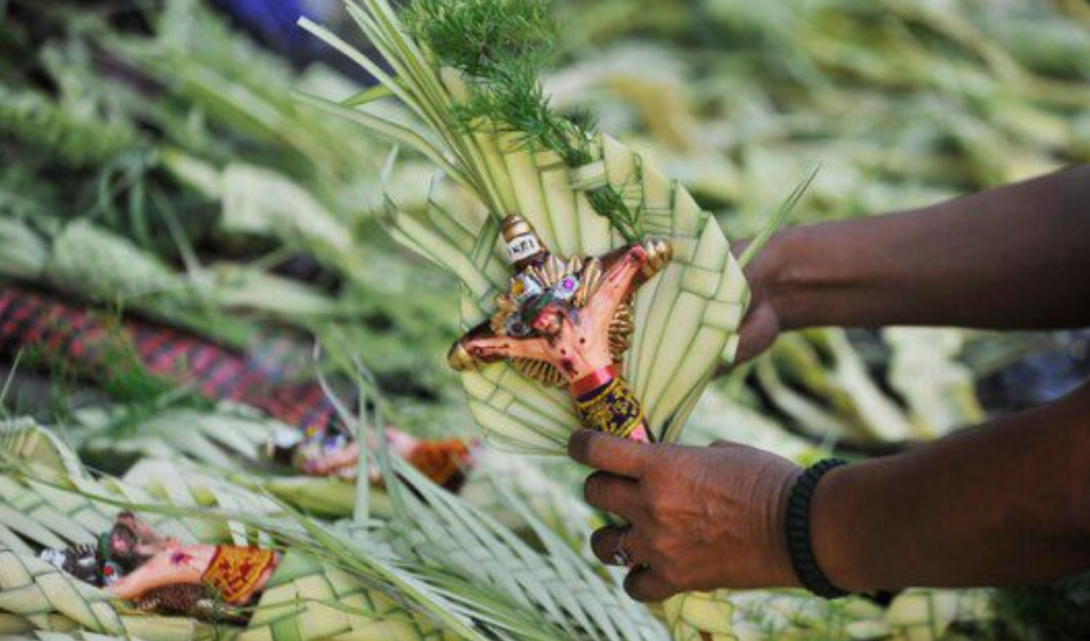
left=299, top=0, right=749, bottom=453
left=0, top=420, right=461, bottom=641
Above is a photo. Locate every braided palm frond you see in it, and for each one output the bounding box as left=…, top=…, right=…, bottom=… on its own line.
left=0, top=612, right=79, bottom=635
left=218, top=162, right=357, bottom=262
left=758, top=330, right=918, bottom=443
left=1, top=420, right=597, bottom=641
left=664, top=587, right=992, bottom=641
left=0, top=420, right=197, bottom=554
left=43, top=220, right=183, bottom=303
left=119, top=459, right=281, bottom=548
left=0, top=545, right=212, bottom=640
left=0, top=86, right=137, bottom=169
left=0, top=418, right=83, bottom=479
left=298, top=0, right=750, bottom=453
left=0, top=631, right=132, bottom=641
left=242, top=552, right=458, bottom=641
left=759, top=327, right=986, bottom=445
left=0, top=216, right=49, bottom=281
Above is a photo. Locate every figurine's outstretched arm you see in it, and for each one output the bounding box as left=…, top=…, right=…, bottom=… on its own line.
left=590, top=239, right=672, bottom=324
left=448, top=334, right=553, bottom=371
left=108, top=546, right=209, bottom=600
left=301, top=441, right=361, bottom=476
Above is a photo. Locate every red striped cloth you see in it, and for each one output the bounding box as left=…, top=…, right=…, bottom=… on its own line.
left=0, top=285, right=336, bottom=429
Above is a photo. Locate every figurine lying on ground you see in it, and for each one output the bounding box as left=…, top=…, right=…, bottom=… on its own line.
left=0, top=286, right=477, bottom=492
left=42, top=512, right=278, bottom=620
left=266, top=423, right=475, bottom=491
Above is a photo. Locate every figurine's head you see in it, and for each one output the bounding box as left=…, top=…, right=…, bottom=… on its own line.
left=108, top=511, right=174, bottom=564
left=528, top=300, right=565, bottom=336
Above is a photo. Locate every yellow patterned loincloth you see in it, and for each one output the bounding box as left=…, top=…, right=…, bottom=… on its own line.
left=575, top=377, right=645, bottom=439
left=202, top=546, right=276, bottom=604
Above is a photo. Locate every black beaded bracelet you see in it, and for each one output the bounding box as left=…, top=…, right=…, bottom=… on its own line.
left=785, top=458, right=850, bottom=599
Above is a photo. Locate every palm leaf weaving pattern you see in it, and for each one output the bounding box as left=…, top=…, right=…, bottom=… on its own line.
left=298, top=0, right=750, bottom=453
left=0, top=421, right=468, bottom=641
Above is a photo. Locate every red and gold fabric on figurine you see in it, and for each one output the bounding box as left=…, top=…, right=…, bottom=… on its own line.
left=202, top=546, right=278, bottom=605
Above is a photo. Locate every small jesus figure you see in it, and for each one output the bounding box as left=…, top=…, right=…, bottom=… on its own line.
left=448, top=215, right=672, bottom=443
left=41, top=512, right=279, bottom=621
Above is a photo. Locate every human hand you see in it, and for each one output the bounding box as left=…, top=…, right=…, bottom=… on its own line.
left=568, top=430, right=802, bottom=602
left=728, top=234, right=791, bottom=367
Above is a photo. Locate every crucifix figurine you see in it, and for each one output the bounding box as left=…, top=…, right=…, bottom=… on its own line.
left=42, top=512, right=279, bottom=621
left=448, top=215, right=672, bottom=443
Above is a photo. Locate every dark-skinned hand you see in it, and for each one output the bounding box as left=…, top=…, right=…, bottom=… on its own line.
left=721, top=235, right=791, bottom=369
left=568, top=429, right=803, bottom=602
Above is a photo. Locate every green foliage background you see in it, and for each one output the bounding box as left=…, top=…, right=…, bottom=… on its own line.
left=0, top=0, right=1087, bottom=639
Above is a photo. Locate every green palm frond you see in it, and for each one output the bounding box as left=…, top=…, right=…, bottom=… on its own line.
left=459, top=451, right=599, bottom=551
left=758, top=330, right=918, bottom=443
left=663, top=590, right=737, bottom=641
left=0, top=419, right=573, bottom=640
left=0, top=216, right=49, bottom=281
left=1, top=417, right=685, bottom=640
left=385, top=458, right=668, bottom=641
left=72, top=404, right=275, bottom=471
left=756, top=327, right=987, bottom=445
left=298, top=0, right=751, bottom=453
left=884, top=588, right=993, bottom=641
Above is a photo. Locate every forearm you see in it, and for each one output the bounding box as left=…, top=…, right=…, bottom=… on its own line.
left=811, top=382, right=1090, bottom=591
left=762, top=165, right=1090, bottom=331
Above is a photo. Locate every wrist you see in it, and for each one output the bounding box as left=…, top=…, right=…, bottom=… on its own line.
left=809, top=462, right=876, bottom=592
left=770, top=466, right=804, bottom=588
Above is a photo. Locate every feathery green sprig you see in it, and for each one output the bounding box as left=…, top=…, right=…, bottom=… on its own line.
left=402, top=0, right=645, bottom=242
left=401, top=0, right=556, bottom=78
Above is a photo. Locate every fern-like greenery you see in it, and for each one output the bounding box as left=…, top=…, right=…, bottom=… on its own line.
left=399, top=0, right=645, bottom=241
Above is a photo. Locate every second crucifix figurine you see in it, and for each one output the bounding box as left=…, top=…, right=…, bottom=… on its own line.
left=447, top=215, right=672, bottom=443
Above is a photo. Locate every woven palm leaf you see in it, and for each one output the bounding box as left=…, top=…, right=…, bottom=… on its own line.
left=662, top=590, right=737, bottom=641
left=298, top=0, right=750, bottom=453
left=0, top=216, right=48, bottom=280
left=240, top=553, right=458, bottom=641
left=0, top=421, right=508, bottom=641
left=0, top=631, right=133, bottom=641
